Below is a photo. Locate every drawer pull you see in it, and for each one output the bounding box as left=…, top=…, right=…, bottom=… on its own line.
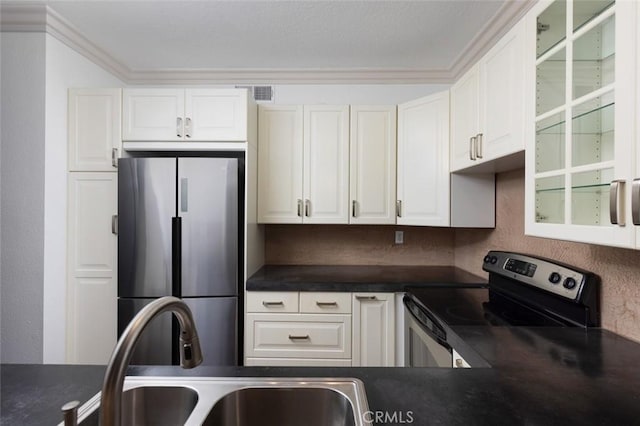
left=262, top=301, right=284, bottom=307
left=355, top=295, right=377, bottom=301
left=316, top=301, right=338, bottom=307
left=288, top=335, right=310, bottom=340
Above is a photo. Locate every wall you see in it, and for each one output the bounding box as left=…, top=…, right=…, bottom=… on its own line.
left=43, top=34, right=124, bottom=363
left=455, top=169, right=640, bottom=343
left=1, top=33, right=47, bottom=363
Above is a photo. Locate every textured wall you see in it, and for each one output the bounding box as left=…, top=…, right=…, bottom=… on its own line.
left=265, top=225, right=455, bottom=266
left=455, top=169, right=640, bottom=343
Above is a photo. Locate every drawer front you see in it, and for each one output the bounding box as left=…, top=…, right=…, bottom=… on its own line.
left=300, top=292, right=352, bottom=314
left=246, top=313, right=351, bottom=359
left=245, top=358, right=352, bottom=367
left=246, top=291, right=299, bottom=313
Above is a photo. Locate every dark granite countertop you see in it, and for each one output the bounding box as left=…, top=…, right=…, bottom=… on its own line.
left=4, top=327, right=640, bottom=425
left=246, top=265, right=488, bottom=292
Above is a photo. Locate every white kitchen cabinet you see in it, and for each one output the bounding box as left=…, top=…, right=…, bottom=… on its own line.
left=68, top=88, right=121, bottom=172
left=450, top=19, right=526, bottom=172
left=122, top=88, right=248, bottom=141
left=352, top=293, right=395, bottom=367
left=349, top=106, right=397, bottom=224
left=66, top=172, right=117, bottom=364
left=257, top=105, right=349, bottom=224
left=525, top=0, right=638, bottom=248
left=397, top=91, right=451, bottom=226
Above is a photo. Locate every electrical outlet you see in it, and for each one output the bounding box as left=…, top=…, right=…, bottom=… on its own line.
left=395, top=230, right=404, bottom=245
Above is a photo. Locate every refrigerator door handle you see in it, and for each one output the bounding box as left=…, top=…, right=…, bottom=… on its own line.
left=180, top=178, right=188, bottom=212
left=172, top=217, right=182, bottom=296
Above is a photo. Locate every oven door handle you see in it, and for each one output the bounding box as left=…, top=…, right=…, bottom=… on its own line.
left=403, top=296, right=450, bottom=348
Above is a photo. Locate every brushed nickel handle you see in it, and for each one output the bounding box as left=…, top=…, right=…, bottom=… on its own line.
left=352, top=200, right=357, bottom=218
left=305, top=199, right=310, bottom=217
left=476, top=133, right=483, bottom=159
left=632, top=179, right=640, bottom=226
left=262, top=301, right=284, bottom=307
left=177, top=117, right=183, bottom=138
left=297, top=199, right=303, bottom=217
left=469, top=136, right=477, bottom=161
left=455, top=359, right=464, bottom=368
left=111, top=148, right=118, bottom=168
left=288, top=335, right=310, bottom=340
left=609, top=180, right=626, bottom=226
left=396, top=200, right=402, bottom=218
left=355, top=295, right=377, bottom=301
left=185, top=117, right=192, bottom=138
left=111, top=215, right=118, bottom=235
left=316, top=301, right=338, bottom=307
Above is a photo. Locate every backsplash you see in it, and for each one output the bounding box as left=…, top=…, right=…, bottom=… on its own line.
left=264, top=169, right=640, bottom=343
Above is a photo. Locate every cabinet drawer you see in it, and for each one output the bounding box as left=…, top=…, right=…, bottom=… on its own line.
left=245, top=358, right=352, bottom=367
left=246, top=313, right=351, bottom=359
left=246, top=291, right=299, bottom=313
left=299, top=292, right=352, bottom=314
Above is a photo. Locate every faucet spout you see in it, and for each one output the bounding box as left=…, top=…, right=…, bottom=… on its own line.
left=100, top=296, right=203, bottom=425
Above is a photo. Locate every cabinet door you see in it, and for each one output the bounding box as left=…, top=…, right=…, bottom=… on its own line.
left=526, top=0, right=636, bottom=248
left=303, top=105, right=350, bottom=224
left=185, top=89, right=247, bottom=141
left=68, top=89, right=121, bottom=171
left=397, top=91, right=450, bottom=226
left=349, top=106, right=397, bottom=224
left=66, top=172, right=117, bottom=364
left=352, top=293, right=395, bottom=367
left=450, top=65, right=481, bottom=172
left=480, top=20, right=526, bottom=161
left=122, top=89, right=184, bottom=141
left=257, top=106, right=304, bottom=223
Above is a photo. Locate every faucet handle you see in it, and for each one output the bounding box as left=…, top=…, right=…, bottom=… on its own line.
left=61, top=400, right=80, bottom=426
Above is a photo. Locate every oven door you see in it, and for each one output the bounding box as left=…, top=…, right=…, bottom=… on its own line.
left=404, top=295, right=452, bottom=367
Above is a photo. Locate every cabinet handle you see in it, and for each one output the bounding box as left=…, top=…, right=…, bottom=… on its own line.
left=185, top=117, right=192, bottom=138
left=469, top=136, right=477, bottom=161
left=297, top=199, right=303, bottom=217
left=396, top=200, right=402, bottom=218
left=262, top=301, right=284, bottom=307
left=632, top=179, right=640, bottom=226
left=111, top=148, right=118, bottom=168
left=455, top=359, right=464, bottom=368
left=305, top=199, right=310, bottom=217
left=476, top=133, right=483, bottom=159
left=177, top=117, right=183, bottom=138
left=352, top=200, right=357, bottom=218
left=609, top=180, right=626, bottom=226
left=355, top=295, right=377, bottom=301
left=288, top=335, right=310, bottom=340
left=316, top=301, right=338, bottom=307
left=111, top=215, right=118, bottom=235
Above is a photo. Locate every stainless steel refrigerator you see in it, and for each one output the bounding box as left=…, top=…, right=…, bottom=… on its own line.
left=118, top=156, right=241, bottom=366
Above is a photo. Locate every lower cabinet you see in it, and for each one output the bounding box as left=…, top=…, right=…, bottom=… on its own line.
left=245, top=291, right=395, bottom=366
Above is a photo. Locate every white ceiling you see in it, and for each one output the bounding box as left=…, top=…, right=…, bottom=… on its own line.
left=3, top=0, right=534, bottom=82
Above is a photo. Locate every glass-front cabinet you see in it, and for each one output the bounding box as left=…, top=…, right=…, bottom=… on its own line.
left=525, top=0, right=638, bottom=248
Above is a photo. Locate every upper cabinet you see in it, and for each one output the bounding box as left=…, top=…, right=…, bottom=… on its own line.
left=349, top=106, right=397, bottom=225
left=257, top=105, right=349, bottom=224
left=122, top=88, right=248, bottom=141
left=525, top=0, right=638, bottom=248
left=451, top=20, right=527, bottom=172
left=68, top=89, right=121, bottom=172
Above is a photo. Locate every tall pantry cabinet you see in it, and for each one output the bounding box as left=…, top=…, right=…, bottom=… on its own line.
left=66, top=89, right=120, bottom=364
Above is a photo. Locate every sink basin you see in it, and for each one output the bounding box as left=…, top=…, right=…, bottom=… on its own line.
left=74, top=386, right=198, bottom=426
left=66, top=377, right=369, bottom=426
left=203, top=387, right=355, bottom=426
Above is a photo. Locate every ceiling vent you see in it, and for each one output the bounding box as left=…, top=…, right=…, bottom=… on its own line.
left=236, top=85, right=274, bottom=103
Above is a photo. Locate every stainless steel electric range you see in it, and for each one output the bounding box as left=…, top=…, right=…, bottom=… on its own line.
left=403, top=251, right=600, bottom=368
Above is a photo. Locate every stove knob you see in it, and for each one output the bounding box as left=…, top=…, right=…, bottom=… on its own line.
left=548, top=272, right=561, bottom=284
left=563, top=277, right=577, bottom=290
left=483, top=255, right=492, bottom=264
left=490, top=256, right=498, bottom=264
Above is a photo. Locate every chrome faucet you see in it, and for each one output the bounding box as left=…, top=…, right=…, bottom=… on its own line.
left=100, top=296, right=203, bottom=425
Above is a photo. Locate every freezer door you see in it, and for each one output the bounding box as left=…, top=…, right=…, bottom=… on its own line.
left=183, top=297, right=238, bottom=366
left=178, top=158, right=238, bottom=297
left=118, top=298, right=173, bottom=365
left=119, top=158, right=176, bottom=298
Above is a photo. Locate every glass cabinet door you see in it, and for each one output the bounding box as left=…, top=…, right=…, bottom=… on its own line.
left=528, top=0, right=636, bottom=247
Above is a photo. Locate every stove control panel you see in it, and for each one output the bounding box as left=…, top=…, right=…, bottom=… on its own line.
left=482, top=251, right=587, bottom=301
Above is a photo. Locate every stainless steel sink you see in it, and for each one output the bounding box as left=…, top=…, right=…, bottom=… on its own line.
left=64, top=377, right=370, bottom=426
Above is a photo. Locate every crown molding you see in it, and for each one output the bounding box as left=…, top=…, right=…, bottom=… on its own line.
left=1, top=1, right=533, bottom=85
left=449, top=0, right=537, bottom=79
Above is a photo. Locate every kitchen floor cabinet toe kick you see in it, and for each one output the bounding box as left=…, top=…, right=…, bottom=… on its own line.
left=245, top=291, right=395, bottom=367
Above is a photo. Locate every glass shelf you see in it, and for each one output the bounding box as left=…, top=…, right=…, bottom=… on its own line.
left=535, top=182, right=609, bottom=194
left=573, top=0, right=614, bottom=33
